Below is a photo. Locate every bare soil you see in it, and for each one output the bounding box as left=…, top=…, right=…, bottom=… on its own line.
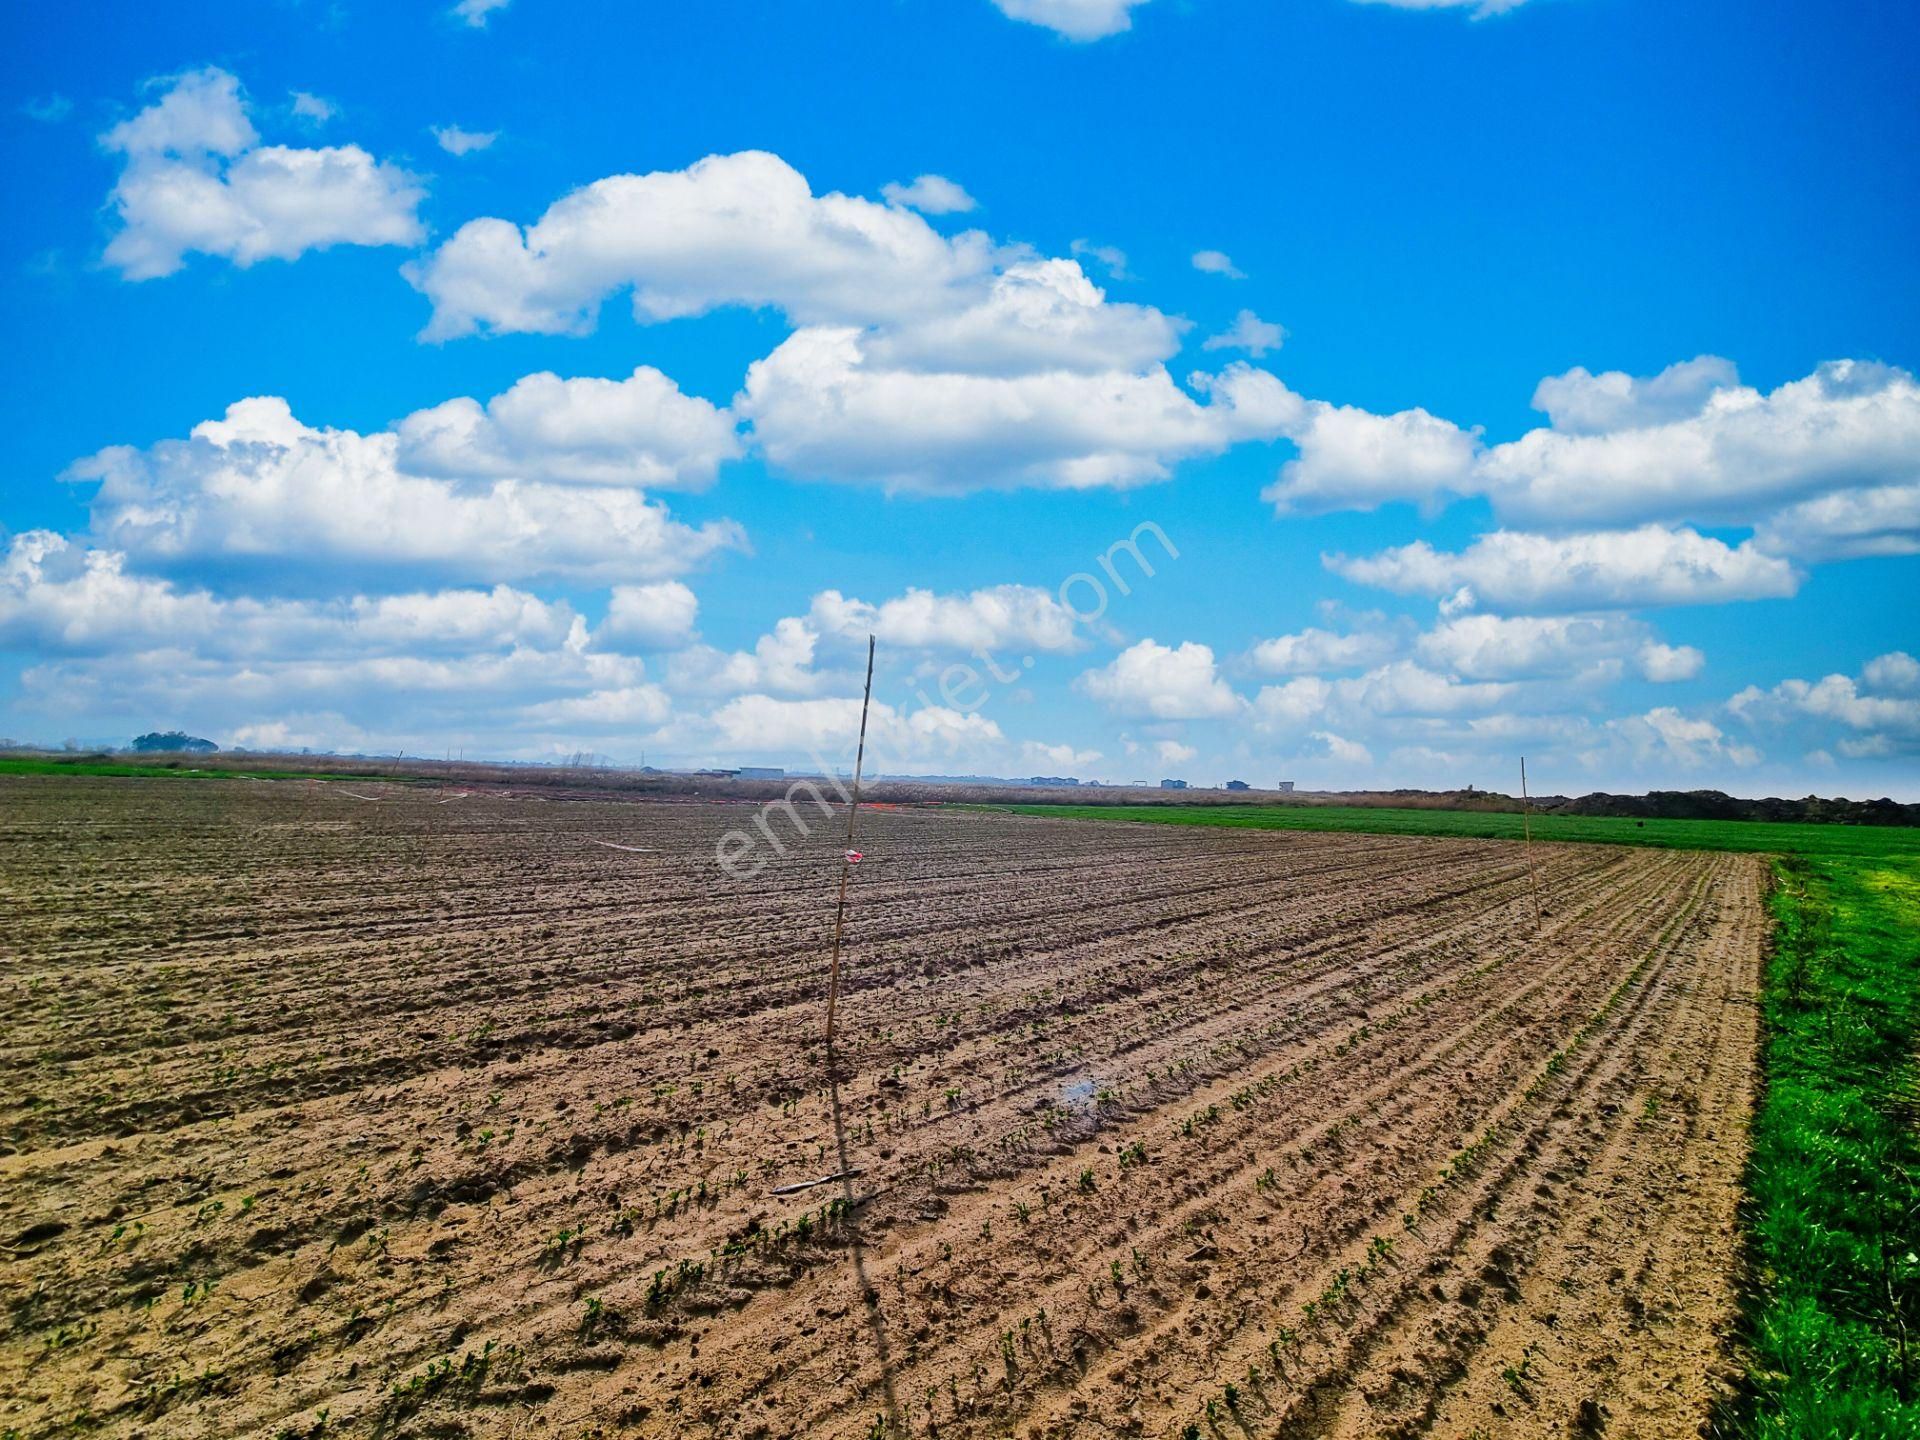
left=0, top=777, right=1765, bottom=1439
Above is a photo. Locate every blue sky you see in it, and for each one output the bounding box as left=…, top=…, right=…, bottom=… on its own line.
left=2, top=0, right=1916, bottom=797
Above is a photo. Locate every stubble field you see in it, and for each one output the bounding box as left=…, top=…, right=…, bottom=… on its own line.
left=0, top=777, right=1767, bottom=1439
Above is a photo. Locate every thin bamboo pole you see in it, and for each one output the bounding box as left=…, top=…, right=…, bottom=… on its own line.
left=1520, top=755, right=1541, bottom=931
left=823, top=635, right=876, bottom=1052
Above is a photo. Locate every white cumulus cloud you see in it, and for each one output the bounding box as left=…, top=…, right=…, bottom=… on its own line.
left=433, top=124, right=498, bottom=155
left=1069, top=239, right=1130, bottom=279
left=1247, top=626, right=1399, bottom=676
left=0, top=531, right=578, bottom=658
left=520, top=684, right=672, bottom=729
left=395, top=366, right=741, bottom=490
left=1752, top=482, right=1920, bottom=561
left=452, top=0, right=511, bottom=27
left=881, top=174, right=977, bottom=214
left=1309, top=730, right=1372, bottom=766
left=1191, top=249, right=1246, bottom=279
left=0, top=531, right=699, bottom=757
left=1863, top=651, right=1920, bottom=694
left=1078, top=639, right=1243, bottom=720
left=1203, top=309, right=1285, bottom=358
left=1730, top=666, right=1920, bottom=747
left=1350, top=0, right=1537, bottom=15
left=1260, top=357, right=1920, bottom=548
left=1414, top=613, right=1650, bottom=682
left=1478, top=359, right=1920, bottom=528
left=1530, top=356, right=1740, bottom=436
left=101, top=67, right=424, bottom=280
left=989, top=0, right=1151, bottom=41
left=740, top=330, right=1295, bottom=493
left=857, top=258, right=1184, bottom=376
left=70, top=396, right=744, bottom=584
left=290, top=91, right=336, bottom=125
left=708, top=694, right=1004, bottom=764
left=667, top=619, right=826, bottom=698
left=1328, top=526, right=1800, bottom=612
left=1637, top=642, right=1706, bottom=683
left=1609, top=706, right=1761, bottom=769
left=808, top=584, right=1083, bottom=654
left=409, top=151, right=1312, bottom=495
left=407, top=149, right=993, bottom=340
left=1023, top=740, right=1102, bottom=769
left=1264, top=398, right=1481, bottom=514
left=597, top=582, right=700, bottom=652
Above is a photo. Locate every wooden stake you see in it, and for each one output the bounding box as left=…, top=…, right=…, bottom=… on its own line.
left=1520, top=755, right=1542, bottom=931
left=823, top=635, right=877, bottom=1052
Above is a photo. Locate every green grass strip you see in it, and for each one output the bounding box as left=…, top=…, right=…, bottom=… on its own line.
left=981, top=801, right=1920, bottom=861
left=1739, top=855, right=1920, bottom=1436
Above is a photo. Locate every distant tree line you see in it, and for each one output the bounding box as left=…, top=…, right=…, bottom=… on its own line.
left=130, top=732, right=218, bottom=754
left=1542, top=788, right=1919, bottom=827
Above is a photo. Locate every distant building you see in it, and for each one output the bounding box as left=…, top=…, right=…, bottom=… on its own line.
left=1028, top=775, right=1081, bottom=787
left=737, top=766, right=786, bottom=780
left=1160, top=778, right=1188, bottom=790
left=1225, top=779, right=1250, bottom=791
left=1277, top=780, right=1295, bottom=793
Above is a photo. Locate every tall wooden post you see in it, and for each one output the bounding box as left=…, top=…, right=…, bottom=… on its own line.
left=1520, top=756, right=1541, bottom=931
left=823, top=635, right=876, bottom=1052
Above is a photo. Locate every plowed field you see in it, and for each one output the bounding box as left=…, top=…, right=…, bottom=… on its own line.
left=0, top=778, right=1766, bottom=1439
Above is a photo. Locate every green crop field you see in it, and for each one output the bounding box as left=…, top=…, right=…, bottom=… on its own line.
left=988, top=801, right=1920, bottom=862
left=0, top=756, right=239, bottom=779
left=990, top=800, right=1920, bottom=1436
left=0, top=756, right=392, bottom=783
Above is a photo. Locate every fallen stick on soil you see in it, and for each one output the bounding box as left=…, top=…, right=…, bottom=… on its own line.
left=584, top=839, right=660, bottom=853
left=768, top=1169, right=864, bottom=1196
